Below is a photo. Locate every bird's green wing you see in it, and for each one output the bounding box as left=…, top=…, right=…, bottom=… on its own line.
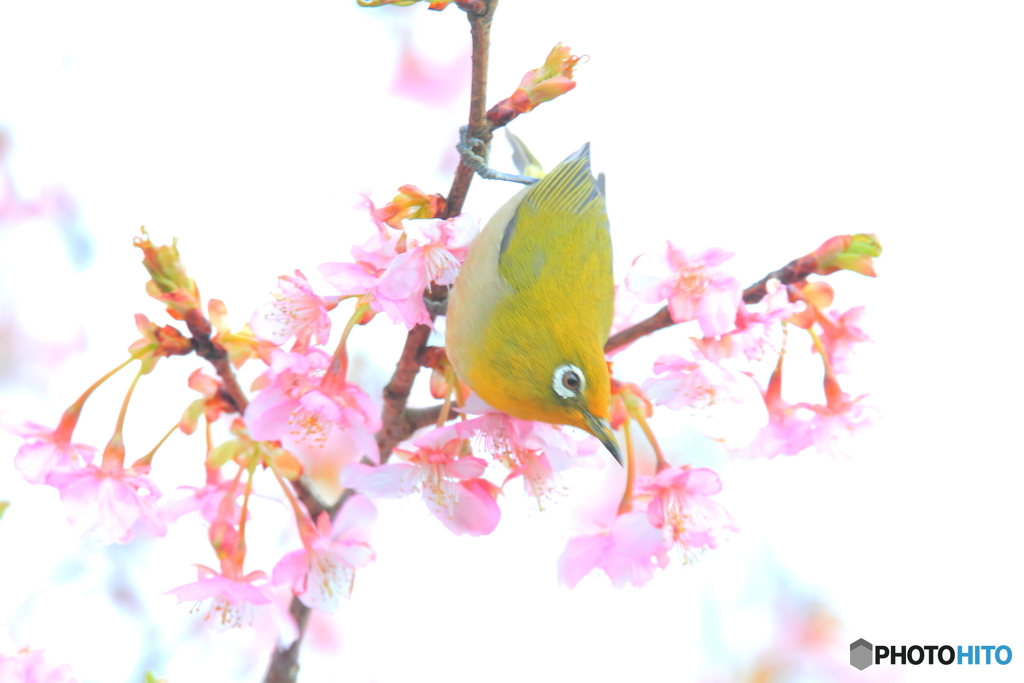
left=497, top=143, right=609, bottom=291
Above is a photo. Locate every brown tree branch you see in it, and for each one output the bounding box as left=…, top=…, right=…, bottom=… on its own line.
left=604, top=252, right=820, bottom=354
left=604, top=308, right=674, bottom=354
left=262, top=598, right=311, bottom=683
left=740, top=254, right=818, bottom=305
left=183, top=308, right=249, bottom=414
left=376, top=323, right=434, bottom=463
left=443, top=0, right=498, bottom=219
left=406, top=404, right=446, bottom=432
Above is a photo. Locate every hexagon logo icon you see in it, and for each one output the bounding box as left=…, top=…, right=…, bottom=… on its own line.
left=850, top=638, right=873, bottom=670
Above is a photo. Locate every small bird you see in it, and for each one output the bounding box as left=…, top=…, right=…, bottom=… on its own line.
left=446, top=143, right=622, bottom=464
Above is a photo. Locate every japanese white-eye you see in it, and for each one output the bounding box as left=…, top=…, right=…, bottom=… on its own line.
left=446, top=144, right=621, bottom=464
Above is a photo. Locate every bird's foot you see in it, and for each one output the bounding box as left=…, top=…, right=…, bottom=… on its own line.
left=457, top=126, right=538, bottom=185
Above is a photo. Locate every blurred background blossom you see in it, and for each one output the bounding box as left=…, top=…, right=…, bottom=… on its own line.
left=1, top=1, right=1021, bottom=682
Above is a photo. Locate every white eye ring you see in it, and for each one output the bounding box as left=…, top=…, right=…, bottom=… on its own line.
left=553, top=364, right=585, bottom=399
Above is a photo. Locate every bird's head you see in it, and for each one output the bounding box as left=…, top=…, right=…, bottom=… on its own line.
left=481, top=319, right=621, bottom=465
left=545, top=357, right=621, bottom=465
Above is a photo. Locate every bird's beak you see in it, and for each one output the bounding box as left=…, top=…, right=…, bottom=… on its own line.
left=582, top=412, right=623, bottom=466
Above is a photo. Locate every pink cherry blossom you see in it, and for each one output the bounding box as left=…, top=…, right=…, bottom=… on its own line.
left=341, top=425, right=499, bottom=536
left=272, top=495, right=378, bottom=612
left=625, top=242, right=743, bottom=336
left=640, top=350, right=765, bottom=450
left=2, top=420, right=95, bottom=485
left=47, top=462, right=166, bottom=544
left=635, top=466, right=735, bottom=557
left=319, top=253, right=432, bottom=329
left=0, top=649, right=79, bottom=683
left=816, top=305, right=870, bottom=375
left=502, top=450, right=561, bottom=506
left=402, top=214, right=477, bottom=286
left=318, top=210, right=427, bottom=328
left=165, top=563, right=273, bottom=631
left=455, top=411, right=584, bottom=506
left=803, top=390, right=873, bottom=458
left=558, top=511, right=671, bottom=589
left=353, top=194, right=403, bottom=265
left=697, top=281, right=796, bottom=364
left=319, top=214, right=477, bottom=330
left=642, top=352, right=754, bottom=413
left=250, top=270, right=336, bottom=351
left=737, top=400, right=814, bottom=459
left=160, top=468, right=243, bottom=526
left=433, top=478, right=502, bottom=536
left=245, top=348, right=380, bottom=466
left=737, top=367, right=814, bottom=460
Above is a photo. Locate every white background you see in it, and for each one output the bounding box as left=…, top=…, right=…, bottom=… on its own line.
left=1, top=1, right=1022, bottom=681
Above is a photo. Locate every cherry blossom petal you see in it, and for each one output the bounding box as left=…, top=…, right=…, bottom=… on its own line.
left=331, top=494, right=378, bottom=542
left=250, top=271, right=332, bottom=351
left=3, top=421, right=96, bottom=485
left=558, top=534, right=613, bottom=589
left=340, top=462, right=420, bottom=498
left=426, top=478, right=501, bottom=537
left=271, top=549, right=310, bottom=595
left=444, top=455, right=487, bottom=480
left=50, top=466, right=164, bottom=544
left=166, top=566, right=273, bottom=631
left=625, top=242, right=742, bottom=336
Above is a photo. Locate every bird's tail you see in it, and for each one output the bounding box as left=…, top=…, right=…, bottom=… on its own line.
left=524, top=143, right=602, bottom=215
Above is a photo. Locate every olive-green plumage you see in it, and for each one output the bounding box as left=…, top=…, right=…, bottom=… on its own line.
left=446, top=144, right=621, bottom=463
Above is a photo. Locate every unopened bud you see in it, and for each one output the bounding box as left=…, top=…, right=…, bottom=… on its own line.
left=811, top=233, right=882, bottom=277
left=488, top=44, right=581, bottom=127
left=134, top=228, right=201, bottom=319
left=374, top=184, right=448, bottom=229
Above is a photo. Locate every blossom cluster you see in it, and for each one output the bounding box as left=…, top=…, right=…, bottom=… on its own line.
left=3, top=208, right=878, bottom=641
left=1, top=190, right=483, bottom=629
left=624, top=241, right=875, bottom=460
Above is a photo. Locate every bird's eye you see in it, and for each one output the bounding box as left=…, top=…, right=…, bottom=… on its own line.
left=553, top=364, right=585, bottom=399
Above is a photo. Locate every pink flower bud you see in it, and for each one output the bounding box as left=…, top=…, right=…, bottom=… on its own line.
left=810, top=233, right=882, bottom=277
left=487, top=44, right=581, bottom=127
left=133, top=228, right=201, bottom=320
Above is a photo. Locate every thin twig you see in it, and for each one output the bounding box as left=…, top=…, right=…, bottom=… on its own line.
left=604, top=308, right=673, bottom=354
left=183, top=308, right=249, bottom=414
left=604, top=253, right=820, bottom=354
left=406, top=404, right=446, bottom=432
left=375, top=323, right=434, bottom=463
left=262, top=598, right=311, bottom=683
left=740, top=253, right=818, bottom=305
left=443, top=0, right=498, bottom=219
